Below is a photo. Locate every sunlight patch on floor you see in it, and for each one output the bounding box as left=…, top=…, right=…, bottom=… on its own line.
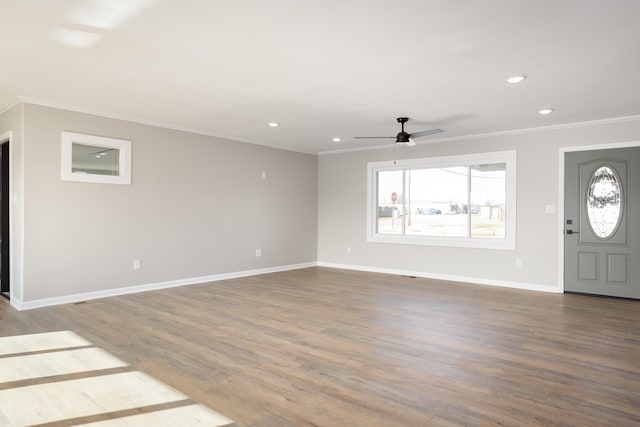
left=0, top=347, right=127, bottom=383
left=0, top=331, right=232, bottom=427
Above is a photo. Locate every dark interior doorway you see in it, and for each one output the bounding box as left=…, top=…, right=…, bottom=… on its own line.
left=1, top=139, right=9, bottom=299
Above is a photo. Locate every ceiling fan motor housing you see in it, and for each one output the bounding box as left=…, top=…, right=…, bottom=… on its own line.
left=396, top=131, right=411, bottom=143
left=396, top=117, right=410, bottom=142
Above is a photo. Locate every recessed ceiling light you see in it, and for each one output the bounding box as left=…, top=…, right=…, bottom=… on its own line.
left=268, top=122, right=280, bottom=127
left=538, top=108, right=554, bottom=115
left=506, top=75, right=527, bottom=84
left=332, top=137, right=342, bottom=142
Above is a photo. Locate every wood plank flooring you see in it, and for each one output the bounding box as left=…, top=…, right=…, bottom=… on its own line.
left=1, top=267, right=639, bottom=426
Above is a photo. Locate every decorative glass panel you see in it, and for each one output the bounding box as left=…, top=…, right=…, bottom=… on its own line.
left=586, top=166, right=622, bottom=239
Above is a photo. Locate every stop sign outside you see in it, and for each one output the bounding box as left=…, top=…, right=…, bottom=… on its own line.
left=391, top=192, right=398, bottom=203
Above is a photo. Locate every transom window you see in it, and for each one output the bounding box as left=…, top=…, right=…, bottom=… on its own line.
left=61, top=131, right=132, bottom=185
left=367, top=151, right=517, bottom=250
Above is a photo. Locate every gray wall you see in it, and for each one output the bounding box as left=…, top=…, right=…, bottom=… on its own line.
left=21, top=103, right=317, bottom=302
left=318, top=119, right=640, bottom=290
left=4, top=100, right=639, bottom=304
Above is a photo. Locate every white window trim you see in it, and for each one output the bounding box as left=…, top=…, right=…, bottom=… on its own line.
left=61, top=131, right=132, bottom=185
left=366, top=150, right=517, bottom=250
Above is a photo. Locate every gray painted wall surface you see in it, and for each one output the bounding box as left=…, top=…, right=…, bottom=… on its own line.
left=4, top=100, right=639, bottom=303
left=318, top=119, right=640, bottom=289
left=21, top=103, right=317, bottom=301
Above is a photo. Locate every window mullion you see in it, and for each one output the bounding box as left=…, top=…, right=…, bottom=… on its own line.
left=467, top=165, right=472, bottom=238
left=375, top=171, right=380, bottom=234
left=402, top=168, right=407, bottom=236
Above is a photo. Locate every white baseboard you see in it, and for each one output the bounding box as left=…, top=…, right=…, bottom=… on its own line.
left=9, top=296, right=23, bottom=311
left=11, top=261, right=561, bottom=311
left=317, top=261, right=562, bottom=294
left=12, top=262, right=317, bottom=311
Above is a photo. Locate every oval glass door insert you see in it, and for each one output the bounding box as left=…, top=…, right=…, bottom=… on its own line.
left=586, top=165, right=622, bottom=239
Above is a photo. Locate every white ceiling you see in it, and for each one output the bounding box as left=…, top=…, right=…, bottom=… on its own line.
left=2, top=0, right=640, bottom=154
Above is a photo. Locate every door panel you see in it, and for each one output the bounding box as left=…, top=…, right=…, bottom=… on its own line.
left=607, top=254, right=628, bottom=283
left=577, top=252, right=598, bottom=281
left=564, top=147, right=639, bottom=298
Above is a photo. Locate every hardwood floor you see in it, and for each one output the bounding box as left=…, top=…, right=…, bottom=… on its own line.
left=1, top=267, right=639, bottom=426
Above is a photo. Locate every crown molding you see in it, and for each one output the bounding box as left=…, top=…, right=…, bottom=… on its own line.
left=10, top=96, right=640, bottom=157
left=14, top=96, right=317, bottom=155
left=0, top=97, right=22, bottom=115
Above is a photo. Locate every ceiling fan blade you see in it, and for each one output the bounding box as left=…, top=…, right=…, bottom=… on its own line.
left=409, top=128, right=444, bottom=139
left=354, top=136, right=395, bottom=139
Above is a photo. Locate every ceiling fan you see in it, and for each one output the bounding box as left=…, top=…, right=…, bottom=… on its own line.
left=355, top=117, right=443, bottom=146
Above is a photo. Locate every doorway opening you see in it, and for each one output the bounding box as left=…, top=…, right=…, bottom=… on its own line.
left=0, top=138, right=8, bottom=300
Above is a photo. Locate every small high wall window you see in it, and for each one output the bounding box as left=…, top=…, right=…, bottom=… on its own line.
left=367, top=151, right=517, bottom=250
left=61, top=132, right=131, bottom=185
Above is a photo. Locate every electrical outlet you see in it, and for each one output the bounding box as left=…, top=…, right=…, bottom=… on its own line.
left=133, top=259, right=141, bottom=270
left=261, top=171, right=267, bottom=180
left=346, top=246, right=352, bottom=254
left=515, top=258, right=522, bottom=268
left=255, top=249, right=262, bottom=257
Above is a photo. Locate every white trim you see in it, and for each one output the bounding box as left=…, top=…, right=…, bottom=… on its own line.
left=319, top=114, right=640, bottom=155
left=318, top=262, right=562, bottom=293
left=558, top=140, right=640, bottom=294
left=367, top=150, right=517, bottom=250
left=1, top=106, right=26, bottom=308
left=61, top=131, right=132, bottom=185
left=558, top=149, right=566, bottom=294
left=14, top=96, right=640, bottom=157
left=0, top=97, right=21, bottom=115
left=11, top=262, right=317, bottom=311
left=18, top=104, right=25, bottom=304
left=0, top=131, right=13, bottom=304
left=9, top=296, right=22, bottom=310
left=17, top=96, right=316, bottom=155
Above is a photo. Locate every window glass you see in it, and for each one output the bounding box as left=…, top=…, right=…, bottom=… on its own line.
left=377, top=170, right=403, bottom=235
left=470, top=163, right=506, bottom=238
left=405, top=167, right=468, bottom=237
left=72, top=143, right=120, bottom=176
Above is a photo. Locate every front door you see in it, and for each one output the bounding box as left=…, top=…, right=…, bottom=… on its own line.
left=564, top=147, right=640, bottom=298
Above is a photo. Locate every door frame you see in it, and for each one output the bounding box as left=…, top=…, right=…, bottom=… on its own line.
left=558, top=140, right=640, bottom=292
left=0, top=131, right=11, bottom=301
